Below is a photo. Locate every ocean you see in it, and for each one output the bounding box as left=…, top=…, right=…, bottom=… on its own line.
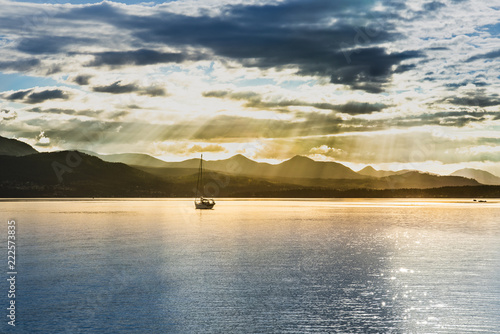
left=1, top=199, right=499, bottom=333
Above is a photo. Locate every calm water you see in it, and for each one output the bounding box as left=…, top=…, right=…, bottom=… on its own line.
left=1, top=199, right=500, bottom=333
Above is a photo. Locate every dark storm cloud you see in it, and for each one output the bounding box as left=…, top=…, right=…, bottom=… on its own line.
left=91, top=81, right=167, bottom=96
left=0, top=59, right=41, bottom=72
left=327, top=48, right=422, bottom=93
left=16, top=36, right=96, bottom=55
left=203, top=90, right=389, bottom=114
left=87, top=49, right=205, bottom=67
left=56, top=0, right=422, bottom=92
left=2, top=88, right=71, bottom=104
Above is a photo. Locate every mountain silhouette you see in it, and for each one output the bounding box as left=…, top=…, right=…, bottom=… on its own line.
left=90, top=152, right=170, bottom=168
left=378, top=171, right=479, bottom=188
left=451, top=168, right=500, bottom=185
left=0, top=136, right=493, bottom=197
left=358, top=165, right=410, bottom=177
left=0, top=135, right=38, bottom=156
left=102, top=153, right=363, bottom=180
left=272, top=155, right=362, bottom=179
left=0, top=151, right=171, bottom=197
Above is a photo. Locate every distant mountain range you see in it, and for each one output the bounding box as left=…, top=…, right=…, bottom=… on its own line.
left=357, top=165, right=411, bottom=177
left=451, top=168, right=500, bottom=186
left=94, top=153, right=363, bottom=179
left=0, top=135, right=499, bottom=197
left=83, top=151, right=170, bottom=168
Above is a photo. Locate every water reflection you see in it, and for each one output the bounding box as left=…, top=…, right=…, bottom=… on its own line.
left=0, top=199, right=498, bottom=333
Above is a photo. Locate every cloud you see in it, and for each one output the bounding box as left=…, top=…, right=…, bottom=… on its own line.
left=445, top=80, right=488, bottom=88
left=26, top=90, right=70, bottom=104
left=331, top=101, right=389, bottom=114
left=422, top=1, right=447, bottom=11
left=6, top=89, right=32, bottom=100
left=92, top=82, right=139, bottom=94
left=55, top=0, right=420, bottom=92
left=0, top=0, right=498, bottom=168
left=0, top=109, right=17, bottom=121
left=415, top=110, right=494, bottom=127
left=16, top=36, right=96, bottom=55
left=0, top=59, right=41, bottom=72
left=327, top=48, right=422, bottom=93
left=1, top=88, right=71, bottom=104
left=26, top=107, right=129, bottom=121
left=73, top=75, right=92, bottom=86
left=10, top=110, right=498, bottom=165
left=203, top=89, right=389, bottom=114
left=36, top=131, right=51, bottom=147
left=91, top=81, right=167, bottom=96
left=87, top=49, right=205, bottom=67
left=253, top=131, right=500, bottom=164
left=466, top=49, right=500, bottom=62
left=187, top=144, right=227, bottom=154
left=27, top=107, right=103, bottom=117
left=441, top=91, right=500, bottom=108
left=309, top=145, right=346, bottom=159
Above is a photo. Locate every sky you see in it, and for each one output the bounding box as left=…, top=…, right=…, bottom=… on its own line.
left=0, top=0, right=499, bottom=175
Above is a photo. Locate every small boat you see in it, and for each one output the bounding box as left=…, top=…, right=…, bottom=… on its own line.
left=194, top=154, right=215, bottom=210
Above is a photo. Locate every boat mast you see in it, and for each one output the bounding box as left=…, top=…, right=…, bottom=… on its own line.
left=195, top=154, right=202, bottom=198
left=200, top=154, right=203, bottom=197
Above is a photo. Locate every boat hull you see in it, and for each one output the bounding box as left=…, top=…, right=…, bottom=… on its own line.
left=195, top=201, right=215, bottom=209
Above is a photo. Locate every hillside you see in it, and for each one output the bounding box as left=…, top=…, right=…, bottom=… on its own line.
left=109, top=154, right=363, bottom=180
left=379, top=171, right=479, bottom=188
left=358, top=166, right=410, bottom=177
left=451, top=168, right=500, bottom=185
left=95, top=152, right=170, bottom=168
left=0, top=135, right=38, bottom=156
left=0, top=151, right=172, bottom=197
left=137, top=166, right=479, bottom=190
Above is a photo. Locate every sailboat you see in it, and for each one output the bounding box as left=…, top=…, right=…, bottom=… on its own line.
left=194, top=154, right=215, bottom=209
